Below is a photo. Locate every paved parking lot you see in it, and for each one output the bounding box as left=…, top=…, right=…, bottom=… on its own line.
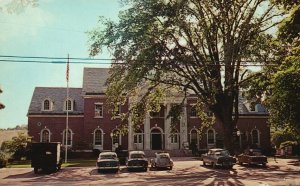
left=0, top=157, right=299, bottom=186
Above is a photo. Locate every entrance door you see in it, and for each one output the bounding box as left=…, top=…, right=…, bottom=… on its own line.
left=151, top=129, right=162, bottom=150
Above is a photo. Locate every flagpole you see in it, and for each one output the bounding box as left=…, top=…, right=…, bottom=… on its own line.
left=65, top=54, right=69, bottom=163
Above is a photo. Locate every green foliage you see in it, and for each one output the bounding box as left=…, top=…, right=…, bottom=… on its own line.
left=280, top=140, right=298, bottom=148
left=0, top=132, right=30, bottom=161
left=267, top=57, right=300, bottom=135
left=89, top=0, right=280, bottom=152
left=271, top=130, right=297, bottom=148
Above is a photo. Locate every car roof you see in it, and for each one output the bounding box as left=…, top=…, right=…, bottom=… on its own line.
left=100, top=152, right=117, bottom=156
left=209, top=148, right=226, bottom=152
left=129, top=151, right=145, bottom=155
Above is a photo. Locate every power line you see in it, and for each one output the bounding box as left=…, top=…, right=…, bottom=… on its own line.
left=0, top=55, right=278, bottom=66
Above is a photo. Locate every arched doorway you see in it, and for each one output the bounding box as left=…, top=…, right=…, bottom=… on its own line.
left=151, top=128, right=163, bottom=150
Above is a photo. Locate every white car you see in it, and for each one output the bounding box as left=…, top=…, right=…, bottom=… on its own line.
left=150, top=152, right=173, bottom=170
left=96, top=152, right=120, bottom=173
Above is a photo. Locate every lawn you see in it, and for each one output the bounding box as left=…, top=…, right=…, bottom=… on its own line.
left=6, top=159, right=96, bottom=168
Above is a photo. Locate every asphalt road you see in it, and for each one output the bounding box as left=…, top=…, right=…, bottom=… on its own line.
left=0, top=157, right=299, bottom=186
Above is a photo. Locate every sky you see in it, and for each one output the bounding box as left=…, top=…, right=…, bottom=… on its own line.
left=0, top=0, right=122, bottom=129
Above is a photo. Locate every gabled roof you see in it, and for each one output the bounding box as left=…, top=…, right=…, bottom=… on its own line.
left=82, top=68, right=110, bottom=95
left=28, top=87, right=83, bottom=115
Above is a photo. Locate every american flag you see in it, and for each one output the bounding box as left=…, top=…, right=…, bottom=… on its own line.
left=66, top=56, right=69, bottom=81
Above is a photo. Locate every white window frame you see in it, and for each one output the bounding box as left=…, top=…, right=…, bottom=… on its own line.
left=170, top=129, right=179, bottom=144
left=251, top=129, right=260, bottom=145
left=93, top=128, right=103, bottom=146
left=62, top=129, right=73, bottom=147
left=94, top=103, right=103, bottom=118
left=40, top=128, right=51, bottom=142
left=42, top=99, right=53, bottom=111
left=134, top=130, right=143, bottom=144
left=190, top=104, right=197, bottom=118
left=112, top=129, right=121, bottom=146
left=64, top=98, right=74, bottom=111
left=207, top=129, right=216, bottom=145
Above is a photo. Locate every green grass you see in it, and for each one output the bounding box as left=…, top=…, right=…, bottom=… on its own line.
left=6, top=159, right=96, bottom=168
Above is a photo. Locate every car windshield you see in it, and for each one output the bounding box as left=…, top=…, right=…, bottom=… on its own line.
left=100, top=154, right=116, bottom=159
left=215, top=150, right=229, bottom=156
left=131, top=154, right=145, bottom=158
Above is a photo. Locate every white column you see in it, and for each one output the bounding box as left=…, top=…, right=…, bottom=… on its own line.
left=128, top=116, right=133, bottom=151
left=165, top=103, right=171, bottom=150
left=180, top=100, right=188, bottom=149
left=144, top=114, right=151, bottom=150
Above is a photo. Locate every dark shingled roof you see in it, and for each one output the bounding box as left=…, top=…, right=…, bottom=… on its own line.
left=28, top=87, right=83, bottom=115
left=82, top=68, right=110, bottom=95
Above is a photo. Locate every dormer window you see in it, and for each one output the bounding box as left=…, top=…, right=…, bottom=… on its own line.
left=42, top=99, right=52, bottom=111
left=64, top=99, right=73, bottom=111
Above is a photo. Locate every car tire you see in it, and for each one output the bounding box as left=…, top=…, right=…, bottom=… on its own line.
left=169, top=166, right=173, bottom=170
left=203, top=161, right=206, bottom=166
left=97, top=169, right=101, bottom=173
left=144, top=167, right=147, bottom=172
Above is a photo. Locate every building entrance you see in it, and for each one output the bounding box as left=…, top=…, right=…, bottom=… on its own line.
left=151, top=129, right=162, bottom=150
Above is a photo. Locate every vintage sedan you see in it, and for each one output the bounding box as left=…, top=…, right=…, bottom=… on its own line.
left=96, top=152, right=120, bottom=173
left=201, top=148, right=235, bottom=169
left=150, top=152, right=173, bottom=170
left=237, top=149, right=267, bottom=167
left=126, top=151, right=148, bottom=171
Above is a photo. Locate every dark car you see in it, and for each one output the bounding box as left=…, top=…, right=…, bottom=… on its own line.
left=237, top=149, right=267, bottom=167
left=127, top=151, right=148, bottom=172
left=201, top=148, right=235, bottom=169
left=96, top=152, right=120, bottom=173
left=150, top=152, right=173, bottom=170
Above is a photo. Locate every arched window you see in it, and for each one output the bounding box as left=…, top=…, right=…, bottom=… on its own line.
left=190, top=129, right=198, bottom=144
left=40, top=128, right=50, bottom=142
left=134, top=129, right=143, bottom=144
left=43, top=99, right=52, bottom=111
left=94, top=129, right=103, bottom=146
left=64, top=99, right=73, bottom=111
left=170, top=129, right=179, bottom=143
left=63, top=129, right=72, bottom=146
left=207, top=129, right=215, bottom=145
left=251, top=129, right=260, bottom=145
left=112, top=129, right=121, bottom=146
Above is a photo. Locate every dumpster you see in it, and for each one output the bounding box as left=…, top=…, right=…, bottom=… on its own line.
left=31, top=142, right=62, bottom=174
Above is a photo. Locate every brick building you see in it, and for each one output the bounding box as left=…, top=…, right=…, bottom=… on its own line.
left=28, top=68, right=270, bottom=153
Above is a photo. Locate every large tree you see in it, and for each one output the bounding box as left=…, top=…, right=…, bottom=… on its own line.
left=89, top=0, right=281, bottom=153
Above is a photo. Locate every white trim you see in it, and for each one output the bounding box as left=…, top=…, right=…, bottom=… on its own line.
left=28, top=115, right=84, bottom=117
left=251, top=129, right=260, bottom=146
left=40, top=128, right=51, bottom=142
left=94, top=103, right=104, bottom=118
left=41, top=98, right=53, bottom=111
left=206, top=128, right=216, bottom=148
left=62, top=128, right=73, bottom=147
left=63, top=98, right=74, bottom=111
left=189, top=128, right=199, bottom=147
left=93, top=128, right=104, bottom=150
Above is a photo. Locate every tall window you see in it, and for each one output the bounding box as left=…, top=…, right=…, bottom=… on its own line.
left=41, top=129, right=50, bottom=142
left=65, top=99, right=73, bottom=111
left=43, top=99, right=51, bottom=111
left=207, top=129, right=215, bottom=144
left=63, top=129, right=72, bottom=146
left=170, top=129, right=179, bottom=143
left=251, top=129, right=260, bottom=145
left=95, top=103, right=103, bottom=117
left=112, top=130, right=121, bottom=146
left=134, top=129, right=143, bottom=144
left=190, top=105, right=197, bottom=117
left=190, top=129, right=198, bottom=143
left=94, top=129, right=103, bottom=145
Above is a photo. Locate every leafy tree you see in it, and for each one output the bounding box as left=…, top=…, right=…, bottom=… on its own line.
left=89, top=0, right=282, bottom=153
left=0, top=0, right=38, bottom=14
left=1, top=132, right=30, bottom=161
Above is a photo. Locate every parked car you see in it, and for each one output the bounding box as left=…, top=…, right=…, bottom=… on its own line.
left=96, top=152, right=120, bottom=173
left=237, top=149, right=267, bottom=167
left=150, top=152, right=173, bottom=170
left=31, top=142, right=63, bottom=174
left=126, top=151, right=148, bottom=171
left=201, top=148, right=235, bottom=169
